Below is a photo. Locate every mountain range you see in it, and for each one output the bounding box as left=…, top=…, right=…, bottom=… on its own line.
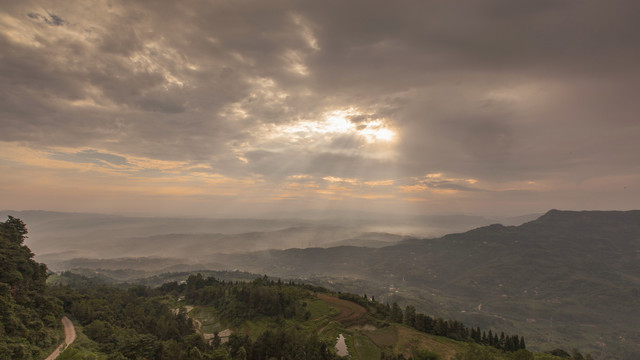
left=204, top=210, right=640, bottom=359
left=3, top=209, right=638, bottom=358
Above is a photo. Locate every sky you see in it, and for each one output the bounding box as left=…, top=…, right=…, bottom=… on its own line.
left=1, top=0, right=639, bottom=218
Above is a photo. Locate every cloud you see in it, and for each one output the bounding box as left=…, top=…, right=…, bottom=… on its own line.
left=399, top=173, right=482, bottom=195
left=1, top=0, right=639, bottom=216
left=27, top=12, right=66, bottom=26
left=322, top=176, right=359, bottom=185
left=50, top=150, right=129, bottom=167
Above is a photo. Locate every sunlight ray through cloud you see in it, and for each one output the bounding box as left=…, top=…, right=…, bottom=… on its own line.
left=1, top=0, right=639, bottom=218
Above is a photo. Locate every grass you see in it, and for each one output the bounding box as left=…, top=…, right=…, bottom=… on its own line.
left=317, top=293, right=367, bottom=324
left=188, top=306, right=224, bottom=333
left=366, top=326, right=399, bottom=347
left=353, top=332, right=381, bottom=360
left=533, top=354, right=567, bottom=360
left=182, top=292, right=491, bottom=360
left=240, top=318, right=274, bottom=340
left=185, top=297, right=339, bottom=343
left=365, top=324, right=464, bottom=360
left=394, top=325, right=462, bottom=360
left=306, top=296, right=337, bottom=320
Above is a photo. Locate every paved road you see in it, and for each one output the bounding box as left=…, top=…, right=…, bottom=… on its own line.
left=44, top=316, right=76, bottom=360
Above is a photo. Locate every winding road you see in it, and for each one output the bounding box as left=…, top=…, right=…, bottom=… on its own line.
left=44, top=316, right=76, bottom=360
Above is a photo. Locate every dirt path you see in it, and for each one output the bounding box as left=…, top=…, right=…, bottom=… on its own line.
left=317, top=293, right=367, bottom=323
left=45, top=316, right=76, bottom=360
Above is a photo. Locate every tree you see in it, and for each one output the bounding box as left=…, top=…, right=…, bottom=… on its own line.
left=454, top=344, right=497, bottom=360
left=212, top=331, right=222, bottom=348
left=512, top=349, right=534, bottom=360
left=404, top=305, right=416, bottom=327
left=0, top=217, right=63, bottom=357
left=390, top=302, right=404, bottom=323
left=412, top=348, right=440, bottom=360
left=548, top=349, right=570, bottom=358
left=212, top=348, right=230, bottom=360
left=189, top=346, right=204, bottom=360
left=233, top=346, right=247, bottom=360
left=571, top=348, right=585, bottom=360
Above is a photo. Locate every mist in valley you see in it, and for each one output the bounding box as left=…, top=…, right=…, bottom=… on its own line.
left=1, top=210, right=539, bottom=270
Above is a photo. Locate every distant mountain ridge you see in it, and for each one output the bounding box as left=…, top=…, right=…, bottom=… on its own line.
left=0, top=209, right=535, bottom=261
left=202, top=210, right=640, bottom=359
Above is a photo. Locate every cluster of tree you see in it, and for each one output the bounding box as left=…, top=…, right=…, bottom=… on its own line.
left=546, top=348, right=594, bottom=360
left=216, top=328, right=336, bottom=360
left=399, top=303, right=525, bottom=352
left=47, top=272, right=340, bottom=360
left=452, top=344, right=535, bottom=360
left=337, top=291, right=526, bottom=353
left=160, top=274, right=317, bottom=325
left=51, top=283, right=207, bottom=359
left=0, top=216, right=63, bottom=359
left=448, top=344, right=594, bottom=360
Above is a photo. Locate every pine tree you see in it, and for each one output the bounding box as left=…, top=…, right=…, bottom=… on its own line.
left=473, top=327, right=481, bottom=342
left=404, top=305, right=416, bottom=327
left=390, top=302, right=404, bottom=323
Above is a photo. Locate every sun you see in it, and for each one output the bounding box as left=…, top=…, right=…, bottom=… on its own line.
left=322, top=108, right=397, bottom=143
left=275, top=108, right=397, bottom=145
left=358, top=119, right=396, bottom=142
left=247, top=106, right=398, bottom=168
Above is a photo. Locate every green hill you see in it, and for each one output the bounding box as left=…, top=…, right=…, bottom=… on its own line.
left=206, top=210, right=640, bottom=359
left=0, top=216, right=64, bottom=359
left=56, top=271, right=565, bottom=359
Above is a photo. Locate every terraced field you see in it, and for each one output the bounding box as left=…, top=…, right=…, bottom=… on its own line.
left=316, top=293, right=367, bottom=323
left=186, top=292, right=468, bottom=359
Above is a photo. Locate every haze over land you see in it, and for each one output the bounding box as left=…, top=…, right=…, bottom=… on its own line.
left=15, top=209, right=637, bottom=359
left=0, top=209, right=539, bottom=264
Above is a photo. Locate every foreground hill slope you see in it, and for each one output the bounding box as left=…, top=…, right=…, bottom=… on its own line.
left=0, top=217, right=63, bottom=359
left=208, top=210, right=640, bottom=359
left=51, top=271, right=549, bottom=359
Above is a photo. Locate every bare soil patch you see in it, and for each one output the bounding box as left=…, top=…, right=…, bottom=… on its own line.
left=317, top=293, right=367, bottom=323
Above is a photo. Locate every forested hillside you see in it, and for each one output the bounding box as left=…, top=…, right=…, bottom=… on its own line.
left=204, top=210, right=640, bottom=358
left=0, top=216, right=63, bottom=359
left=56, top=272, right=540, bottom=359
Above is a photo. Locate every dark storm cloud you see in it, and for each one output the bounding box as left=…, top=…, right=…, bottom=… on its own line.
left=1, top=0, right=640, bottom=192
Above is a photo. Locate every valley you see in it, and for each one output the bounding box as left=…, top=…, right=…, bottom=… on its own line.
left=34, top=210, right=640, bottom=359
